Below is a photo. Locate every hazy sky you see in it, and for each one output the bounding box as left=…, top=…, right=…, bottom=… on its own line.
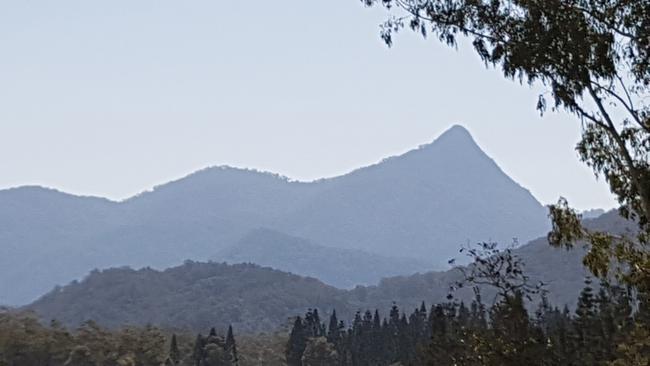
left=0, top=1, right=617, bottom=210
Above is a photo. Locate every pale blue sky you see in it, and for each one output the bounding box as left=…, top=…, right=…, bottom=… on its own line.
left=0, top=0, right=616, bottom=210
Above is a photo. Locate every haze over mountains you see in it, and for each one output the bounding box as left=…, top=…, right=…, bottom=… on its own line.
left=0, top=125, right=550, bottom=305
left=212, top=229, right=434, bottom=289
left=27, top=211, right=627, bottom=333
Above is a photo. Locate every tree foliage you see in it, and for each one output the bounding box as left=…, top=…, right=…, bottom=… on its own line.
left=450, top=241, right=545, bottom=302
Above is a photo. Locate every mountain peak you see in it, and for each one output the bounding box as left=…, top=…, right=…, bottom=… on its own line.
left=398, top=124, right=481, bottom=161
left=434, top=124, right=475, bottom=146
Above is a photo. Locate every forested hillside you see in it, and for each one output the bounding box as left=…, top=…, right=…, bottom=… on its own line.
left=27, top=262, right=352, bottom=333
left=28, top=212, right=626, bottom=333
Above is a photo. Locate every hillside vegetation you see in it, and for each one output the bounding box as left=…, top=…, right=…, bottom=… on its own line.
left=27, top=212, right=627, bottom=333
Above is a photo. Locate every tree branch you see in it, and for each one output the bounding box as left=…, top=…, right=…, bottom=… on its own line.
left=393, top=0, right=503, bottom=43
left=591, top=80, right=648, bottom=133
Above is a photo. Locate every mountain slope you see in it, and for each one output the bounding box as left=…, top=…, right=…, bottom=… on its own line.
left=23, top=235, right=586, bottom=333
left=346, top=210, right=631, bottom=314
left=27, top=262, right=352, bottom=333
left=0, top=187, right=120, bottom=306
left=274, top=125, right=548, bottom=262
left=0, top=125, right=549, bottom=305
left=213, top=229, right=435, bottom=289
left=28, top=211, right=627, bottom=333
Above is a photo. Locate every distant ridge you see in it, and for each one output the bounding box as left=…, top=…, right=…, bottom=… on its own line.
left=0, top=125, right=550, bottom=305
left=213, top=228, right=435, bottom=289
left=27, top=262, right=352, bottom=333
left=0, top=125, right=514, bottom=200
left=27, top=210, right=626, bottom=333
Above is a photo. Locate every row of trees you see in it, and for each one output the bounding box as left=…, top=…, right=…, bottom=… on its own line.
left=0, top=312, right=238, bottom=366
left=286, top=237, right=649, bottom=365
left=286, top=281, right=649, bottom=365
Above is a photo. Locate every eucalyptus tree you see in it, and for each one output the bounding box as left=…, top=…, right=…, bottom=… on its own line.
left=362, top=0, right=649, bottom=295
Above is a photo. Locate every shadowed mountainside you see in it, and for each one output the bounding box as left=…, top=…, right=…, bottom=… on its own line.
left=212, top=228, right=435, bottom=289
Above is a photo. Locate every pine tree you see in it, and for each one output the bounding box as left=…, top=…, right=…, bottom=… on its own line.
left=286, top=317, right=308, bottom=366
left=397, top=313, right=412, bottom=364
left=489, top=292, right=541, bottom=366
left=574, top=281, right=600, bottom=366
left=371, top=310, right=383, bottom=365
left=192, top=334, right=205, bottom=366
left=168, top=334, right=180, bottom=365
left=457, top=302, right=469, bottom=327
left=387, top=304, right=401, bottom=363
left=225, top=325, right=238, bottom=366
left=304, top=309, right=325, bottom=338
left=326, top=310, right=340, bottom=345
left=469, top=293, right=487, bottom=330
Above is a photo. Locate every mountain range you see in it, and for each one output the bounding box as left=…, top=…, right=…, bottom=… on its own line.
left=26, top=210, right=627, bottom=333
left=0, top=125, right=550, bottom=305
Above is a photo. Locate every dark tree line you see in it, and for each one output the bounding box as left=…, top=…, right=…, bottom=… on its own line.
left=286, top=281, right=649, bottom=366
